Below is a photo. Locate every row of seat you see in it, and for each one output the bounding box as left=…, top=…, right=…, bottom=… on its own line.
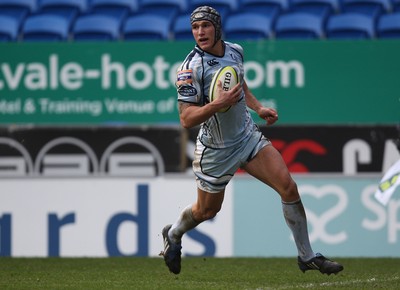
left=1, top=10, right=400, bottom=41
left=0, top=0, right=400, bottom=41
left=2, top=0, right=400, bottom=19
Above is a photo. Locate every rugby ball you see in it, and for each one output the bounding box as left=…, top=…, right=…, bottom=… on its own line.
left=209, top=66, right=239, bottom=113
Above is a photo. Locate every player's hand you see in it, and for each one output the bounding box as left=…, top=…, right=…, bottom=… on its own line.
left=259, top=107, right=278, bottom=125
left=216, top=81, right=242, bottom=107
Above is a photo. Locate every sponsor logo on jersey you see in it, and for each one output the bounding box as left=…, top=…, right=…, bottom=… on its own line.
left=176, top=69, right=193, bottom=86
left=207, top=58, right=219, bottom=66
left=178, top=85, right=197, bottom=97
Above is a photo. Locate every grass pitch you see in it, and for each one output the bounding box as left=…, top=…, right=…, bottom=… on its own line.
left=0, top=257, right=399, bottom=289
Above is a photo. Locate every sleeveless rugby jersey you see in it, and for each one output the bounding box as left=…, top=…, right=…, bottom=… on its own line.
left=176, top=41, right=255, bottom=149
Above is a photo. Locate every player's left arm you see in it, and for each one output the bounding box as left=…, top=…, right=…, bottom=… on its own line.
left=243, top=81, right=278, bottom=126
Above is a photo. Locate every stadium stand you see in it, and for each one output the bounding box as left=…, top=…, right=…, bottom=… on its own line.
left=173, top=13, right=192, bottom=40
left=289, top=0, right=339, bottom=20
left=224, top=12, right=273, bottom=40
left=122, top=14, right=171, bottom=40
left=140, top=0, right=188, bottom=24
left=72, top=14, right=121, bottom=41
left=190, top=0, right=239, bottom=20
left=393, top=0, right=400, bottom=11
left=377, top=12, right=400, bottom=37
left=0, top=14, right=19, bottom=41
left=38, top=0, right=87, bottom=22
left=275, top=12, right=325, bottom=39
left=326, top=13, right=375, bottom=39
left=89, top=0, right=139, bottom=21
left=0, top=0, right=36, bottom=24
left=22, top=13, right=69, bottom=41
left=240, top=0, right=288, bottom=14
left=0, top=0, right=399, bottom=41
left=341, top=0, right=392, bottom=20
left=240, top=0, right=287, bottom=25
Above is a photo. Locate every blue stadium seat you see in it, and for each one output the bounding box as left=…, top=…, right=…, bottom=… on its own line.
left=190, top=0, right=239, bottom=20
left=72, top=14, right=121, bottom=41
left=341, top=0, right=391, bottom=19
left=275, top=12, right=324, bottom=39
left=140, top=0, right=188, bottom=22
left=0, top=15, right=19, bottom=41
left=377, top=12, right=400, bottom=38
left=290, top=0, right=339, bottom=19
left=173, top=13, right=192, bottom=40
left=90, top=0, right=139, bottom=21
left=224, top=13, right=273, bottom=40
left=123, top=14, right=170, bottom=40
left=240, top=0, right=288, bottom=20
left=22, top=14, right=70, bottom=41
left=39, top=0, right=87, bottom=21
left=326, top=13, right=375, bottom=39
left=38, top=0, right=87, bottom=22
left=393, top=0, right=400, bottom=11
left=0, top=0, right=36, bottom=23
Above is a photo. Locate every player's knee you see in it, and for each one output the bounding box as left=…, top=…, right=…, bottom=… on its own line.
left=196, top=206, right=220, bottom=222
left=280, top=179, right=300, bottom=202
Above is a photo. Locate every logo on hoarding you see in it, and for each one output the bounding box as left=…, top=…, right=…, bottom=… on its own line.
left=272, top=140, right=327, bottom=172
left=0, top=136, right=164, bottom=177
left=0, top=137, right=34, bottom=176
left=300, top=184, right=348, bottom=244
left=234, top=139, right=327, bottom=174
left=0, top=54, right=304, bottom=92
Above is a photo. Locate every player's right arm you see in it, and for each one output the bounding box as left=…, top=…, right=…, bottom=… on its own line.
left=178, top=100, right=219, bottom=129
left=178, top=81, right=242, bottom=129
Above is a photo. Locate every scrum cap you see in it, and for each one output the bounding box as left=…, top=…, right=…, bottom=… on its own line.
left=190, top=6, right=222, bottom=42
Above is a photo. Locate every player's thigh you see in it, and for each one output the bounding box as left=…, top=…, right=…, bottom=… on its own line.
left=243, top=145, right=298, bottom=198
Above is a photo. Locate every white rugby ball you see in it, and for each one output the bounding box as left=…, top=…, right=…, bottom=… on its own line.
left=209, top=66, right=239, bottom=113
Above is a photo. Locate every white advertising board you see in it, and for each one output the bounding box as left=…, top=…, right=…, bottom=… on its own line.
left=0, top=177, right=233, bottom=257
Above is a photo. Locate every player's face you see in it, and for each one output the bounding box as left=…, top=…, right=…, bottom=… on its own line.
left=192, top=20, right=217, bottom=53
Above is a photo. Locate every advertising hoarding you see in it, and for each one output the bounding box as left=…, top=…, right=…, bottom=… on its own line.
left=1, top=41, right=399, bottom=125
left=1, top=176, right=399, bottom=258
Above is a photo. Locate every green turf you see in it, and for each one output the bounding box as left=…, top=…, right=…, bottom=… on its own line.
left=0, top=257, right=399, bottom=289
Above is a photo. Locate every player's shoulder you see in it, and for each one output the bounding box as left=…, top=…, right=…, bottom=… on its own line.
left=176, top=48, right=202, bottom=88
left=179, top=47, right=203, bottom=71
left=224, top=41, right=244, bottom=56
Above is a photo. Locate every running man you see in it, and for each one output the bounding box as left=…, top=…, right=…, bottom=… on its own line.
left=161, top=6, right=344, bottom=276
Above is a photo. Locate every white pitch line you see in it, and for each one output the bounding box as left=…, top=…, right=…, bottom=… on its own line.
left=254, top=275, right=400, bottom=289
